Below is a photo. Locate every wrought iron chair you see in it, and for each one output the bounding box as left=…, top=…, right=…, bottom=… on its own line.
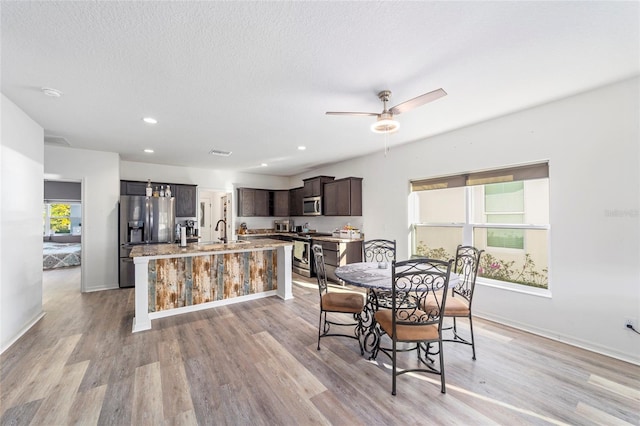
left=363, top=239, right=396, bottom=263
left=363, top=239, right=397, bottom=311
left=374, top=258, right=453, bottom=395
left=312, top=244, right=365, bottom=354
left=439, top=245, right=484, bottom=360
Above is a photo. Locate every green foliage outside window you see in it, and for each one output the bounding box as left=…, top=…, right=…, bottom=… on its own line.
left=415, top=241, right=548, bottom=289
left=49, top=204, right=71, bottom=234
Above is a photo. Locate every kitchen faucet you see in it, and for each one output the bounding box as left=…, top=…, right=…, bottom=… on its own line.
left=215, top=219, right=228, bottom=243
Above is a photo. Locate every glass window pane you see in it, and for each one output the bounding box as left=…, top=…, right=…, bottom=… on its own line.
left=50, top=217, right=71, bottom=233
left=485, top=181, right=524, bottom=213
left=486, top=228, right=524, bottom=249
left=413, top=226, right=463, bottom=261
left=475, top=179, right=549, bottom=225
left=473, top=228, right=548, bottom=289
left=416, top=187, right=465, bottom=223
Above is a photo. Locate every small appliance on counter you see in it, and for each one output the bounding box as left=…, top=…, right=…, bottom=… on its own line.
left=274, top=219, right=292, bottom=232
left=185, top=220, right=196, bottom=237
left=238, top=222, right=248, bottom=235
left=332, top=225, right=361, bottom=239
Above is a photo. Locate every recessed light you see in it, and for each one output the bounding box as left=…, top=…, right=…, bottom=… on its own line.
left=298, top=146, right=306, bottom=150
left=143, top=117, right=158, bottom=124
left=144, top=149, right=154, bottom=153
left=261, top=163, right=268, bottom=167
left=41, top=87, right=62, bottom=97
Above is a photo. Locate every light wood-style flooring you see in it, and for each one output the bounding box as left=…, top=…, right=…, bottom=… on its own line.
left=1, top=266, right=639, bottom=425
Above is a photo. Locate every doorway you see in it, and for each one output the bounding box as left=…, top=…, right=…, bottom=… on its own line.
left=198, top=189, right=232, bottom=242
left=43, top=178, right=84, bottom=292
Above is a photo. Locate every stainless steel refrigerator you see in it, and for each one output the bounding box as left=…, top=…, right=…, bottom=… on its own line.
left=118, top=195, right=176, bottom=288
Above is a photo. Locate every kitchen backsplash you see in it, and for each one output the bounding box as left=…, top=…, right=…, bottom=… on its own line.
left=237, top=216, right=363, bottom=234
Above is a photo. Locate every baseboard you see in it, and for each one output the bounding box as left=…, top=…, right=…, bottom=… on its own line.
left=83, top=284, right=119, bottom=293
left=476, top=312, right=640, bottom=366
left=148, top=290, right=278, bottom=321
left=1, top=311, right=46, bottom=354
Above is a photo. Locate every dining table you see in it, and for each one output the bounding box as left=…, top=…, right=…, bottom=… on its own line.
left=335, top=261, right=459, bottom=359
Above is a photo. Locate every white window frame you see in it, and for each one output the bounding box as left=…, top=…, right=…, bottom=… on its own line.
left=410, top=167, right=551, bottom=296
left=44, top=202, right=81, bottom=236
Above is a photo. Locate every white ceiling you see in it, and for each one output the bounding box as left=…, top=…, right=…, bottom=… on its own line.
left=2, top=1, right=638, bottom=176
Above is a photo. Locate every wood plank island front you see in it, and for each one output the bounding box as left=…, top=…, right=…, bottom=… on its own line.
left=130, top=239, right=293, bottom=332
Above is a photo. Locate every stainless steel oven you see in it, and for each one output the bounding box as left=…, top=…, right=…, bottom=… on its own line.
left=292, top=237, right=312, bottom=277
left=303, top=196, right=322, bottom=216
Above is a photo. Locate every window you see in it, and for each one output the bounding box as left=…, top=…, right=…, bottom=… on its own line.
left=410, top=163, right=549, bottom=290
left=484, top=181, right=524, bottom=249
left=43, top=202, right=81, bottom=236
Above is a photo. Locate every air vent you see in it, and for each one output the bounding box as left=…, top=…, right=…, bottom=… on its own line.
left=209, top=149, right=232, bottom=157
left=44, top=135, right=71, bottom=147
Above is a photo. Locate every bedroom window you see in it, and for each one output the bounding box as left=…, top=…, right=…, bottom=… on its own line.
left=43, top=203, right=81, bottom=236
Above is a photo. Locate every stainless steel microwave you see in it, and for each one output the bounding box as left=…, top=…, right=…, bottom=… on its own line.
left=303, top=196, right=322, bottom=216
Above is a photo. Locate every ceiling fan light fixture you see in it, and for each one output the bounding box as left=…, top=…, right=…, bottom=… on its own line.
left=371, top=117, right=400, bottom=134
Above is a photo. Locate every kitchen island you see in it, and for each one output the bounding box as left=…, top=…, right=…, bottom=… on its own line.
left=129, top=238, right=293, bottom=332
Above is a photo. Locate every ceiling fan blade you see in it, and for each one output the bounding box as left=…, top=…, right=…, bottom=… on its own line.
left=389, top=88, right=447, bottom=115
left=325, top=111, right=379, bottom=117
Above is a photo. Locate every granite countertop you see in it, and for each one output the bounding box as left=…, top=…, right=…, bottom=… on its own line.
left=310, top=235, right=364, bottom=243
left=129, top=238, right=291, bottom=258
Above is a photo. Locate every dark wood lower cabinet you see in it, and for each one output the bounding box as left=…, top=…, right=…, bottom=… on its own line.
left=315, top=239, right=363, bottom=283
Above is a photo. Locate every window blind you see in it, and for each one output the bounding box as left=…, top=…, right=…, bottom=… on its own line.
left=410, top=162, right=548, bottom=192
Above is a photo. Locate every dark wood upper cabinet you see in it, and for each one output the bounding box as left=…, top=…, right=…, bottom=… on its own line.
left=255, top=190, right=270, bottom=216
left=323, top=177, right=362, bottom=216
left=238, top=175, right=361, bottom=217
left=289, top=187, right=304, bottom=216
left=272, top=190, right=290, bottom=217
left=303, top=176, right=334, bottom=198
left=120, top=180, right=197, bottom=217
left=121, top=180, right=148, bottom=196
left=174, top=184, right=197, bottom=217
left=237, top=188, right=270, bottom=217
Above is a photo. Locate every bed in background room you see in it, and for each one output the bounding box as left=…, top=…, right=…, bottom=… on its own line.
left=43, top=241, right=81, bottom=269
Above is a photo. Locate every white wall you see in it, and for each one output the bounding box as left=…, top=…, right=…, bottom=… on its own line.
left=294, top=77, right=640, bottom=364
left=1, top=94, right=44, bottom=352
left=44, top=146, right=120, bottom=292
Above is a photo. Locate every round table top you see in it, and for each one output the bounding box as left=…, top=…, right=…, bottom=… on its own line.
left=334, top=262, right=392, bottom=290
left=335, top=261, right=460, bottom=290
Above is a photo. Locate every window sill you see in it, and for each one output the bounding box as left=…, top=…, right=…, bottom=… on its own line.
left=477, top=278, right=552, bottom=298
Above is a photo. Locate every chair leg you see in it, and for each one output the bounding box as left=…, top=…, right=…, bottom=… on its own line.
left=439, top=341, right=446, bottom=394
left=391, top=339, right=397, bottom=396
left=469, top=314, right=476, bottom=360
left=356, top=313, right=364, bottom=356
left=317, top=311, right=323, bottom=350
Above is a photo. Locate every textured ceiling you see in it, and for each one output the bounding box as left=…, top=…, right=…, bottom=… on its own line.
left=2, top=1, right=638, bottom=176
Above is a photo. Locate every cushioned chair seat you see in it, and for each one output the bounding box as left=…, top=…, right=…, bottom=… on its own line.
left=424, top=291, right=470, bottom=317
left=375, top=309, right=440, bottom=341
left=322, top=292, right=364, bottom=313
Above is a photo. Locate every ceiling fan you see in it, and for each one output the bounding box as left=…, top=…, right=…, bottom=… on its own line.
left=326, top=88, right=447, bottom=133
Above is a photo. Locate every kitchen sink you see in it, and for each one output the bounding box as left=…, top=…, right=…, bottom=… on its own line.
left=225, top=240, right=250, bottom=245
